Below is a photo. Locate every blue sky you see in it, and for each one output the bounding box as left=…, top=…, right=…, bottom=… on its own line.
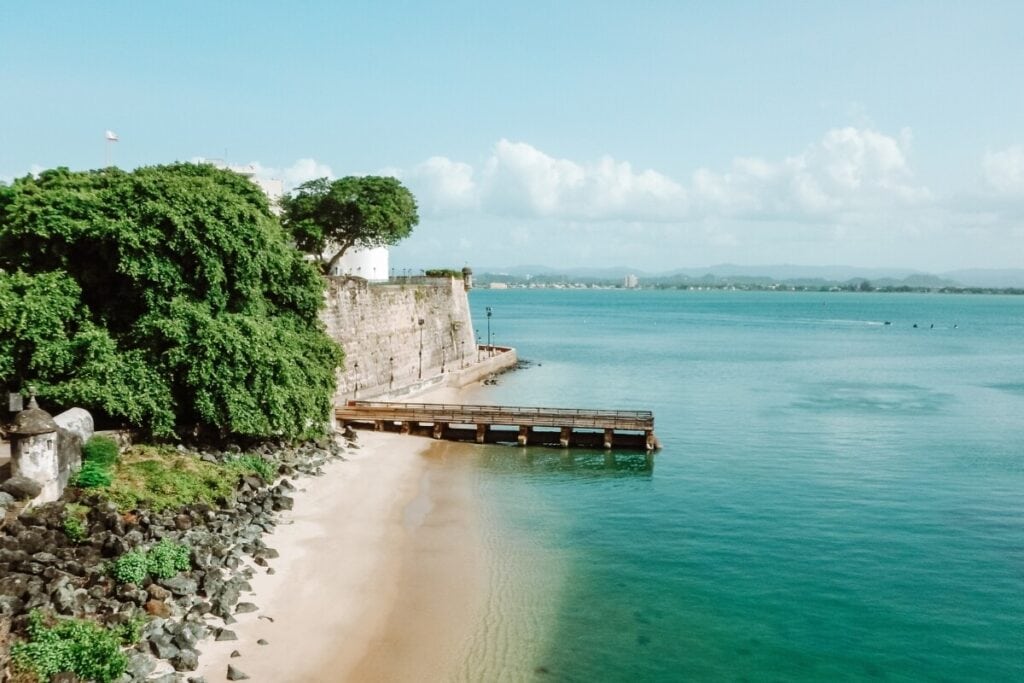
left=2, top=1, right=1023, bottom=272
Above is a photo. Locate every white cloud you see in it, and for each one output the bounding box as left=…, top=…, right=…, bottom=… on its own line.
left=690, top=127, right=930, bottom=217
left=983, top=145, right=1024, bottom=195
left=399, top=128, right=929, bottom=223
left=249, top=158, right=333, bottom=190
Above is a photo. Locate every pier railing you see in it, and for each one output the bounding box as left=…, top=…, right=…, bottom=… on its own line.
left=340, top=400, right=654, bottom=431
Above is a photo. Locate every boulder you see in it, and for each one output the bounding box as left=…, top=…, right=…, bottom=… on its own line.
left=172, top=648, right=200, bottom=672
left=2, top=476, right=43, bottom=501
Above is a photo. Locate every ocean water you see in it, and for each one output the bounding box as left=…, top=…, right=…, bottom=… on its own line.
left=458, top=289, right=1024, bottom=682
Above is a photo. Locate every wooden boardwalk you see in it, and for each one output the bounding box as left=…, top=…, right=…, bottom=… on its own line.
left=336, top=401, right=659, bottom=450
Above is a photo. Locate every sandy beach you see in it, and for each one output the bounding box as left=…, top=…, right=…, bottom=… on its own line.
left=194, top=389, right=488, bottom=682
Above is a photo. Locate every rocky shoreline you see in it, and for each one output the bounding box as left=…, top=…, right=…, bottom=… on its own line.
left=0, top=433, right=355, bottom=682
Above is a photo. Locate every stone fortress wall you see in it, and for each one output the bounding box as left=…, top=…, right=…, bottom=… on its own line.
left=322, top=275, right=509, bottom=405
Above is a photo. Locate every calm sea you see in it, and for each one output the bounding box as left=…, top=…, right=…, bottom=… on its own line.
left=456, top=289, right=1024, bottom=682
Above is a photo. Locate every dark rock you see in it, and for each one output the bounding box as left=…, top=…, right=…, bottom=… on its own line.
left=125, top=651, right=157, bottom=679
left=188, top=678, right=207, bottom=683
left=230, top=650, right=241, bottom=658
left=271, top=495, right=294, bottom=511
left=148, top=584, right=172, bottom=601
left=2, top=476, right=43, bottom=500
left=172, top=648, right=200, bottom=671
left=52, top=673, right=81, bottom=683
left=0, top=491, right=15, bottom=507
left=162, top=575, right=198, bottom=596
left=149, top=674, right=181, bottom=683
left=266, top=568, right=275, bottom=575
left=215, top=628, right=238, bottom=641
left=234, top=602, right=258, bottom=614
left=257, top=638, right=268, bottom=645
left=149, top=631, right=180, bottom=659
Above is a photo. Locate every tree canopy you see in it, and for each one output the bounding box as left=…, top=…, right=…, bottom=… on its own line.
left=282, top=175, right=418, bottom=273
left=0, top=164, right=343, bottom=440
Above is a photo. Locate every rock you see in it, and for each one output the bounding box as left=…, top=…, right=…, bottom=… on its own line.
left=148, top=584, right=172, bottom=601
left=215, top=628, right=238, bottom=641
left=125, top=651, right=157, bottom=680
left=145, top=598, right=172, bottom=618
left=230, top=650, right=241, bottom=658
left=188, top=678, right=207, bottom=683
left=0, top=491, right=15, bottom=507
left=149, top=631, right=180, bottom=660
left=257, top=639, right=268, bottom=645
left=172, top=648, right=200, bottom=671
left=1, top=476, right=42, bottom=500
left=161, top=575, right=198, bottom=596
left=234, top=601, right=258, bottom=614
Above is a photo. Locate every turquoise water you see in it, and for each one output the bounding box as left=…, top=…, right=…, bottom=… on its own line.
left=465, top=290, right=1024, bottom=682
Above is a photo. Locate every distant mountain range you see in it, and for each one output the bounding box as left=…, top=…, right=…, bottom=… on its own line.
left=473, top=264, right=1024, bottom=289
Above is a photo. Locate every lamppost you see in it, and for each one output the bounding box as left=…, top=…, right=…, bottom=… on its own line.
left=440, top=335, right=446, bottom=374
left=389, top=356, right=394, bottom=389
left=486, top=307, right=493, bottom=357
left=418, top=318, right=425, bottom=379
left=353, top=361, right=359, bottom=398
left=460, top=339, right=465, bottom=368
left=475, top=330, right=481, bottom=361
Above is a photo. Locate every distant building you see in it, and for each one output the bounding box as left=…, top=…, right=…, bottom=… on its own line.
left=489, top=282, right=509, bottom=289
left=623, top=274, right=639, bottom=289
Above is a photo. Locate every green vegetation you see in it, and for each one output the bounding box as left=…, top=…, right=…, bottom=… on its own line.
left=72, top=435, right=121, bottom=489
left=62, top=504, right=90, bottom=543
left=424, top=268, right=462, bottom=278
left=282, top=175, right=418, bottom=274
left=111, top=538, right=191, bottom=585
left=0, top=164, right=343, bottom=440
left=86, top=444, right=274, bottom=512
left=226, top=453, right=277, bottom=482
left=10, top=610, right=139, bottom=683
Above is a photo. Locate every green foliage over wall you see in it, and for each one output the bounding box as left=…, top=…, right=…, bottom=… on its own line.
left=0, top=164, right=343, bottom=439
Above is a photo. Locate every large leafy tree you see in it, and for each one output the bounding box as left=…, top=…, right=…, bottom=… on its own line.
left=0, top=164, right=343, bottom=440
left=282, top=175, right=419, bottom=274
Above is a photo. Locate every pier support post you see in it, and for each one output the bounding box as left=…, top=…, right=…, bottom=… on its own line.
left=374, top=420, right=384, bottom=432
left=475, top=424, right=487, bottom=444
left=400, top=421, right=411, bottom=435
left=645, top=430, right=656, bottom=451
left=603, top=428, right=614, bottom=449
left=559, top=426, right=571, bottom=448
left=517, top=425, right=529, bottom=447
left=433, top=422, right=446, bottom=440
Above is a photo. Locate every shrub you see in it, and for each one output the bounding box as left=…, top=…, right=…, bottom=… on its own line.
left=146, top=539, right=191, bottom=580
left=110, top=550, right=147, bottom=585
left=73, top=460, right=113, bottom=488
left=10, top=610, right=132, bottom=683
left=82, top=435, right=119, bottom=466
left=110, top=539, right=191, bottom=585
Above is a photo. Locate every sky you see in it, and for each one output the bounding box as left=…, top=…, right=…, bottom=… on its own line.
left=2, top=1, right=1023, bottom=273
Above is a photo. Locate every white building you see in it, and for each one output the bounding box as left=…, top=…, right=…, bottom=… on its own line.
left=329, top=246, right=389, bottom=281
left=623, top=274, right=639, bottom=289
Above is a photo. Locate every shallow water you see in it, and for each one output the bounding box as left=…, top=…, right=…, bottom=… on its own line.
left=459, top=290, right=1024, bottom=682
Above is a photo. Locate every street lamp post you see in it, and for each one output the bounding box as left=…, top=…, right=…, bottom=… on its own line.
left=353, top=361, right=359, bottom=398
left=486, top=307, right=492, bottom=357
left=418, top=318, right=425, bottom=379
left=389, top=356, right=394, bottom=389
left=460, top=339, right=465, bottom=368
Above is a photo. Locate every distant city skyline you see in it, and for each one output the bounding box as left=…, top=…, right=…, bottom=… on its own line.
left=2, top=2, right=1023, bottom=272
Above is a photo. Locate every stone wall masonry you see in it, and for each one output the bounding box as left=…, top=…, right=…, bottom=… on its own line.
left=321, top=276, right=481, bottom=405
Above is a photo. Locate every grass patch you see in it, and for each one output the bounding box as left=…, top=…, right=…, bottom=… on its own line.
left=10, top=610, right=140, bottom=683
left=89, top=445, right=277, bottom=512
left=72, top=435, right=120, bottom=489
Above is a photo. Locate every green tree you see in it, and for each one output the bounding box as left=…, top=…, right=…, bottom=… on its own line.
left=282, top=175, right=418, bottom=274
left=0, top=164, right=343, bottom=439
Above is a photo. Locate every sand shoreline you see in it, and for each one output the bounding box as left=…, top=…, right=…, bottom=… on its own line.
left=195, top=388, right=488, bottom=682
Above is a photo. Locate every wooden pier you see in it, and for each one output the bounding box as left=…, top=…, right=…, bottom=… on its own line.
left=336, top=401, right=659, bottom=451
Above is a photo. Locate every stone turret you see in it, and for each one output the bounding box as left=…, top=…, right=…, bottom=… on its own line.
left=462, top=266, right=473, bottom=291
left=8, top=394, right=60, bottom=502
